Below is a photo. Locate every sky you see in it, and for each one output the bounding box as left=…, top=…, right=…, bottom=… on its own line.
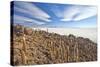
left=11, top=1, right=97, bottom=28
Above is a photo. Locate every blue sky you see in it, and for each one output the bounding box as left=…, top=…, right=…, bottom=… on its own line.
left=11, top=1, right=97, bottom=28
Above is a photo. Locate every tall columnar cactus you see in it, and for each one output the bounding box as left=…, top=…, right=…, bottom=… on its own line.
left=12, top=25, right=97, bottom=65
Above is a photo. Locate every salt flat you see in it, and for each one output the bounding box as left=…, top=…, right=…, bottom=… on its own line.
left=33, top=28, right=97, bottom=43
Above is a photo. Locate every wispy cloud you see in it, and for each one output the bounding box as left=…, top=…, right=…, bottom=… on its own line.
left=14, top=15, right=45, bottom=25
left=73, top=7, right=97, bottom=21
left=14, top=15, right=33, bottom=22
left=12, top=1, right=97, bottom=28
left=14, top=1, right=51, bottom=22
left=60, top=6, right=97, bottom=22
left=61, top=6, right=80, bottom=21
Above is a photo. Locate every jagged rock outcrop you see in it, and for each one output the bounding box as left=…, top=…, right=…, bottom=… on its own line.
left=11, top=25, right=97, bottom=66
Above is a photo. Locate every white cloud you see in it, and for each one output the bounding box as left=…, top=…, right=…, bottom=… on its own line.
left=14, top=15, right=33, bottom=22
left=33, top=16, right=51, bottom=22
left=61, top=6, right=80, bottom=21
left=49, top=5, right=80, bottom=21
left=73, top=7, right=97, bottom=21
left=14, top=1, right=97, bottom=22
left=14, top=15, right=45, bottom=25
left=60, top=6, right=97, bottom=22
left=14, top=1, right=51, bottom=22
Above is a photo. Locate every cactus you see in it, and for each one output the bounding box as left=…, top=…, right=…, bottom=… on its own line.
left=11, top=24, right=97, bottom=65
